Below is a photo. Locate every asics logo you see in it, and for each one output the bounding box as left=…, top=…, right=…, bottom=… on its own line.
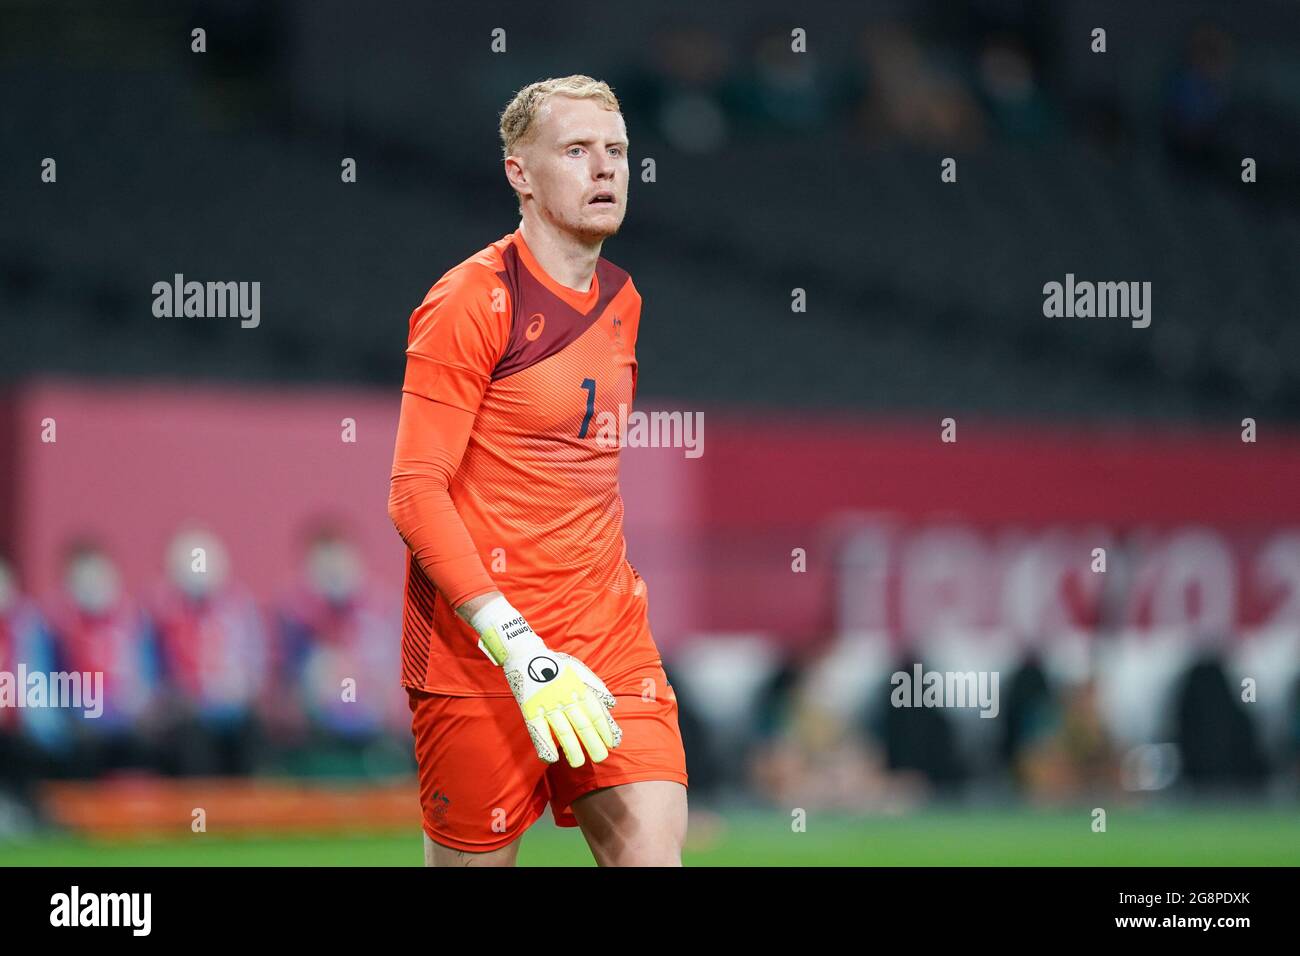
left=527, top=656, right=558, bottom=682
left=525, top=313, right=545, bottom=341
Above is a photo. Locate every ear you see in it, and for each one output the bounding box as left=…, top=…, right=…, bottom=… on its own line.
left=504, top=154, right=531, bottom=203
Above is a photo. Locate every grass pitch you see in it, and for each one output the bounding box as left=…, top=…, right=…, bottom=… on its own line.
left=4, top=807, right=1297, bottom=866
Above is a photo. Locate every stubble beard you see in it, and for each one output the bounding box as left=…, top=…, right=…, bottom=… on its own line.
left=546, top=197, right=623, bottom=245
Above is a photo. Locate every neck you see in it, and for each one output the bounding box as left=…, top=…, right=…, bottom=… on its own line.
left=518, top=212, right=601, bottom=292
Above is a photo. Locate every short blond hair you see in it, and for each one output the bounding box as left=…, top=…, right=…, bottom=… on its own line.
left=498, top=74, right=622, bottom=159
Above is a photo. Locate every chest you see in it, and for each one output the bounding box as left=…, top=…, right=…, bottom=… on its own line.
left=482, top=310, right=637, bottom=445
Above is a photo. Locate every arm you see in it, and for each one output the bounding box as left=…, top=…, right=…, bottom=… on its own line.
left=388, top=264, right=509, bottom=616
left=387, top=390, right=499, bottom=611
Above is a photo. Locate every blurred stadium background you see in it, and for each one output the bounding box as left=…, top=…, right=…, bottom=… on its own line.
left=2, top=0, right=1300, bottom=865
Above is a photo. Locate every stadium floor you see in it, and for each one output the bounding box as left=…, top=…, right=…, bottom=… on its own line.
left=4, top=808, right=1299, bottom=866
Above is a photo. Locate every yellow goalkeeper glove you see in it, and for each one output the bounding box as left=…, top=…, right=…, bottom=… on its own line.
left=470, top=596, right=622, bottom=767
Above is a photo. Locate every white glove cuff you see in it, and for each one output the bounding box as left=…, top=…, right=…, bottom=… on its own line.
left=468, top=596, right=547, bottom=665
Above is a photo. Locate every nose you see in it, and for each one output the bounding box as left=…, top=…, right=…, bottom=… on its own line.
left=593, top=149, right=617, bottom=179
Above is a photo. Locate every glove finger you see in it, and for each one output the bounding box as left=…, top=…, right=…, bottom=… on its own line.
left=546, top=709, right=586, bottom=768
left=579, top=689, right=619, bottom=751
left=525, top=714, right=560, bottom=763
left=564, top=657, right=617, bottom=709
left=565, top=700, right=610, bottom=764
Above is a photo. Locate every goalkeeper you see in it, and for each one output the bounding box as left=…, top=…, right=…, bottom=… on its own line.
left=387, top=75, right=688, bottom=867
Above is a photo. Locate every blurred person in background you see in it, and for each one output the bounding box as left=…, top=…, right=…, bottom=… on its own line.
left=851, top=21, right=986, bottom=148
left=1055, top=679, right=1117, bottom=796
left=748, top=646, right=926, bottom=813
left=0, top=556, right=65, bottom=821
left=48, top=540, right=161, bottom=777
left=975, top=32, right=1055, bottom=141
left=1173, top=647, right=1269, bottom=795
left=667, top=661, right=724, bottom=804
left=612, top=24, right=736, bottom=154
left=1162, top=22, right=1238, bottom=174
left=873, top=651, right=967, bottom=797
left=1290, top=673, right=1300, bottom=789
left=1002, top=651, right=1116, bottom=803
left=1001, top=652, right=1053, bottom=772
left=273, top=523, right=406, bottom=775
left=150, top=526, right=268, bottom=776
left=725, top=25, right=847, bottom=136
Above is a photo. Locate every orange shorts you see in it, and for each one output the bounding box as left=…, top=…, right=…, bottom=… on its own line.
left=407, top=659, right=689, bottom=853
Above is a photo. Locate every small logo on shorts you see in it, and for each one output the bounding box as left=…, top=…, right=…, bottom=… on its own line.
left=431, top=789, right=451, bottom=820
left=527, top=656, right=558, bottom=682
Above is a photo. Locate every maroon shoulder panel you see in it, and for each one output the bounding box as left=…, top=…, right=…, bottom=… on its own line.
left=491, top=243, right=629, bottom=381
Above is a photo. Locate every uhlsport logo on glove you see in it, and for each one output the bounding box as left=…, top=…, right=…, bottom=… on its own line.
left=527, top=656, right=558, bottom=682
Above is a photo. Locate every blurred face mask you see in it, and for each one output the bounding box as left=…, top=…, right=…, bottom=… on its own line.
left=308, top=541, right=361, bottom=604
left=66, top=554, right=120, bottom=615
left=167, top=532, right=228, bottom=600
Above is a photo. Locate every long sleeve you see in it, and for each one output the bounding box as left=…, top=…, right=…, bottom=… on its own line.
left=388, top=391, right=497, bottom=608
left=387, top=261, right=511, bottom=610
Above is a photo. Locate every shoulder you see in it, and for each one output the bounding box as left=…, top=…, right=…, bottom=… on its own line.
left=421, top=241, right=511, bottom=309
left=405, top=236, right=521, bottom=379
left=409, top=237, right=515, bottom=339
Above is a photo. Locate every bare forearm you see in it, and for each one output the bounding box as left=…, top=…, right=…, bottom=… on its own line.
left=456, top=590, right=503, bottom=623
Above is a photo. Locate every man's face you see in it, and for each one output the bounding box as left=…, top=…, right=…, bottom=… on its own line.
left=511, top=95, right=629, bottom=241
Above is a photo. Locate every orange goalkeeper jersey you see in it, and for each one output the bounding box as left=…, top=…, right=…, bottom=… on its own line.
left=396, top=228, right=658, bottom=696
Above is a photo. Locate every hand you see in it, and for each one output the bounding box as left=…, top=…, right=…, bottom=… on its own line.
left=504, top=649, right=622, bottom=767
left=467, top=595, right=623, bottom=767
